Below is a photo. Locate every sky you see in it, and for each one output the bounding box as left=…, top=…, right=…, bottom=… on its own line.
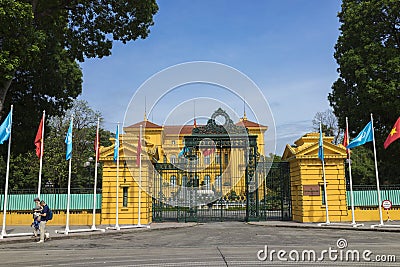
left=79, top=0, right=342, bottom=156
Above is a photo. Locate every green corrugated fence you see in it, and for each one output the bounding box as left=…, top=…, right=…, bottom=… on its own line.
left=346, top=190, right=400, bottom=207
left=0, top=194, right=102, bottom=211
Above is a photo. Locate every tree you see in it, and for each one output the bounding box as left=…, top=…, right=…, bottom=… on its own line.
left=312, top=109, right=341, bottom=144
left=43, top=100, right=112, bottom=189
left=346, top=145, right=375, bottom=185
left=0, top=100, right=112, bottom=190
left=0, top=0, right=158, bottom=154
left=329, top=0, right=400, bottom=183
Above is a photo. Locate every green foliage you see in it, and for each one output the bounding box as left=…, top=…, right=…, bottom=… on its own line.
left=265, top=153, right=282, bottom=162
left=0, top=0, right=158, bottom=155
left=329, top=0, right=400, bottom=183
left=347, top=145, right=375, bottom=185
left=0, top=0, right=43, bottom=80
left=0, top=100, right=112, bottom=190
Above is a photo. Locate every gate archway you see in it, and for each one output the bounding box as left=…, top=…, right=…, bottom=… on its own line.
left=152, top=109, right=291, bottom=222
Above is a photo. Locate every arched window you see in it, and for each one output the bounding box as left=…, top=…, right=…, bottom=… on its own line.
left=204, top=175, right=210, bottom=190
left=182, top=175, right=188, bottom=187
left=215, top=175, right=221, bottom=188
left=170, top=175, right=177, bottom=187
left=215, top=154, right=221, bottom=164
left=170, top=155, right=177, bottom=164
left=204, top=155, right=210, bottom=165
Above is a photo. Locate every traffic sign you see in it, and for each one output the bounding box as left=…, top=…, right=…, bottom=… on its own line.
left=382, top=200, right=392, bottom=209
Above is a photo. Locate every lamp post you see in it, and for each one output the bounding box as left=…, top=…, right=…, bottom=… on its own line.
left=84, top=157, right=94, bottom=187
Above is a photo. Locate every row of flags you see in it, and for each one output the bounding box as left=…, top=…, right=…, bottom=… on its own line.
left=1, top=108, right=399, bottom=164
left=0, top=109, right=102, bottom=163
left=317, top=116, right=400, bottom=161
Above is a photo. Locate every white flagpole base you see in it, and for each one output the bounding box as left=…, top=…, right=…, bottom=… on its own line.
left=106, top=224, right=120, bottom=231
left=55, top=228, right=105, bottom=234
left=351, top=222, right=364, bottom=227
left=318, top=222, right=364, bottom=227
left=55, top=226, right=70, bottom=235
left=0, top=232, right=34, bottom=238
left=371, top=223, right=400, bottom=229
left=0, top=229, right=7, bottom=239
left=119, top=224, right=150, bottom=229
left=106, top=224, right=150, bottom=230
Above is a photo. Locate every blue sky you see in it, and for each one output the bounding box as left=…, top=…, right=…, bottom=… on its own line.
left=79, top=0, right=342, bottom=155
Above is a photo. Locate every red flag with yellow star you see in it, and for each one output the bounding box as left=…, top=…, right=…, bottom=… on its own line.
left=384, top=117, right=400, bottom=149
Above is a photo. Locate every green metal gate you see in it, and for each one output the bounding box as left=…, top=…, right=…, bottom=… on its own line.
left=152, top=109, right=291, bottom=222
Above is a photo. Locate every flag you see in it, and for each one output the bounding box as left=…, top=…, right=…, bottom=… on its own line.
left=34, top=116, right=44, bottom=158
left=194, top=118, right=197, bottom=128
left=94, top=128, right=100, bottom=162
left=65, top=119, right=73, bottom=160
left=136, top=134, right=142, bottom=166
left=202, top=147, right=215, bottom=157
left=113, top=125, right=119, bottom=162
left=347, top=121, right=373, bottom=149
left=0, top=111, right=12, bottom=144
left=384, top=117, right=400, bottom=149
left=318, top=123, right=324, bottom=162
left=342, top=125, right=349, bottom=157
left=178, top=146, right=188, bottom=157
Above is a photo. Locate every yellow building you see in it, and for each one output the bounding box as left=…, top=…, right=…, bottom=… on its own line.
left=282, top=133, right=349, bottom=223
left=99, top=108, right=267, bottom=224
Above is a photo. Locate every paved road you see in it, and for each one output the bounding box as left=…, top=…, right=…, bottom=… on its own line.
left=0, top=222, right=400, bottom=266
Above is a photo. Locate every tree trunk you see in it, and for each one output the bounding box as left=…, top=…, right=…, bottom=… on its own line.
left=0, top=79, right=12, bottom=118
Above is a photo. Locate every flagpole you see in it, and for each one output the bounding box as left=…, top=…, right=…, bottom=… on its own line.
left=37, top=110, right=45, bottom=199
left=1, top=105, right=12, bottom=239
left=138, top=125, right=142, bottom=226
left=322, top=157, right=330, bottom=224
left=115, top=123, right=120, bottom=230
left=321, top=122, right=330, bottom=224
left=346, top=117, right=358, bottom=226
left=91, top=117, right=100, bottom=230
left=370, top=114, right=383, bottom=226
left=64, top=114, right=73, bottom=235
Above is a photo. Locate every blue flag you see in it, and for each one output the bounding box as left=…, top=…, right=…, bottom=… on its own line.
left=0, top=111, right=12, bottom=144
left=347, top=121, right=373, bottom=149
left=178, top=146, right=188, bottom=157
left=113, top=125, right=119, bottom=162
left=318, top=123, right=324, bottom=162
left=65, top=119, right=73, bottom=160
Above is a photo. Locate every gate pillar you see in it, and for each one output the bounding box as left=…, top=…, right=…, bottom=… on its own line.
left=282, top=133, right=347, bottom=223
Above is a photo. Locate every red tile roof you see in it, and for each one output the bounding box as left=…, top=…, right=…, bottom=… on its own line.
left=164, top=125, right=201, bottom=135
left=125, top=120, right=162, bottom=129
left=235, top=119, right=267, bottom=128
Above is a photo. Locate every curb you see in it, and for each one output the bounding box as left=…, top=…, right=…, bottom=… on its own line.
left=0, top=223, right=199, bottom=244
left=247, top=222, right=400, bottom=232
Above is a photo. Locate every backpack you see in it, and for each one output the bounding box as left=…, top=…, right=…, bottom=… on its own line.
left=47, top=209, right=53, bottom=221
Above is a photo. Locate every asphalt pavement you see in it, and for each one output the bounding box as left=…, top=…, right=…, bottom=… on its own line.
left=1, top=219, right=400, bottom=243
left=0, top=221, right=400, bottom=266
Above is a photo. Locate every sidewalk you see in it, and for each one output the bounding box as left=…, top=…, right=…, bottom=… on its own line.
left=248, top=220, right=400, bottom=232
left=0, top=222, right=197, bottom=243
left=2, top=220, right=400, bottom=244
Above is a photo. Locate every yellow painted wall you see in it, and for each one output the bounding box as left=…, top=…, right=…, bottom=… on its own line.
left=0, top=212, right=101, bottom=226
left=100, top=157, right=152, bottom=225
left=283, top=133, right=349, bottom=223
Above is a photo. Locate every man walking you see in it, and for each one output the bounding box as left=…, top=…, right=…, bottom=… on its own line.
left=32, top=197, right=42, bottom=238
left=37, top=200, right=50, bottom=243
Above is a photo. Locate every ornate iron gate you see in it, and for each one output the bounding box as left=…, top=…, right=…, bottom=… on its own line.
left=151, top=109, right=291, bottom=222
left=152, top=160, right=291, bottom=222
